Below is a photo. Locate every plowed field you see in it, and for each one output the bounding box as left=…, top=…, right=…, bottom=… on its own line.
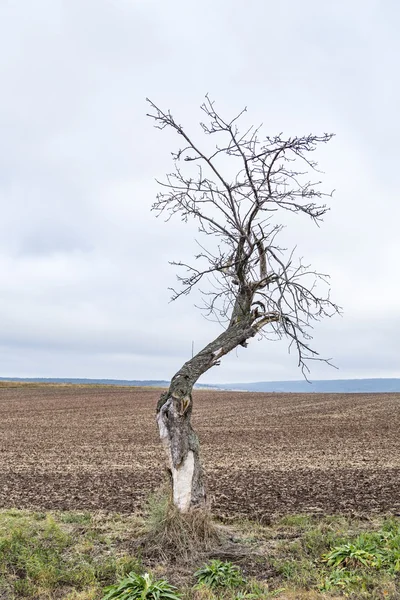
left=0, top=384, right=399, bottom=518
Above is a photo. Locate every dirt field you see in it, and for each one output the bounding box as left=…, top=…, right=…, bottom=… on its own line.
left=0, top=383, right=399, bottom=518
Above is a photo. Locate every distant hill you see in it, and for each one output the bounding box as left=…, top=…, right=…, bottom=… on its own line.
left=1, top=377, right=400, bottom=393
left=0, top=377, right=169, bottom=387
left=0, top=377, right=216, bottom=390
left=219, top=378, right=400, bottom=393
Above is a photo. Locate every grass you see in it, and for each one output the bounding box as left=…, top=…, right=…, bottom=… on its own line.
left=0, top=509, right=143, bottom=599
left=141, top=487, right=221, bottom=562
left=0, top=507, right=399, bottom=599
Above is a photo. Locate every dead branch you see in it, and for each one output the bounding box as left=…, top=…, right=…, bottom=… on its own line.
left=147, top=97, right=340, bottom=376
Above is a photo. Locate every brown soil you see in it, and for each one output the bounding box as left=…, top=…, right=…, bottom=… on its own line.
left=0, top=384, right=399, bottom=518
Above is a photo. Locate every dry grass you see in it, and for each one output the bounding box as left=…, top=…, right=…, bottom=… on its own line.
left=140, top=488, right=223, bottom=563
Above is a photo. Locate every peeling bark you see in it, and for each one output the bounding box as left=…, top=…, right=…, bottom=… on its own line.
left=156, top=393, right=205, bottom=511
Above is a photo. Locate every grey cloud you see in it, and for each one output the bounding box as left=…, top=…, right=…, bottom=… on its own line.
left=0, top=0, right=399, bottom=382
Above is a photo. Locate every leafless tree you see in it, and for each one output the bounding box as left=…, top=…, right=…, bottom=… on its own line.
left=147, top=96, right=340, bottom=512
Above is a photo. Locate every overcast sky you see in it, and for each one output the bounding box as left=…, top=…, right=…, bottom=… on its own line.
left=0, top=0, right=399, bottom=383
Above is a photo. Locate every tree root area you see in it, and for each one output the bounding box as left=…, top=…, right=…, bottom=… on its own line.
left=1, top=384, right=399, bottom=517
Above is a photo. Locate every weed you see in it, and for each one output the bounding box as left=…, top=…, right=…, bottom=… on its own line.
left=102, top=571, right=181, bottom=600
left=195, top=560, right=246, bottom=589
left=322, top=541, right=376, bottom=568
left=322, top=522, right=400, bottom=573
left=319, top=567, right=363, bottom=591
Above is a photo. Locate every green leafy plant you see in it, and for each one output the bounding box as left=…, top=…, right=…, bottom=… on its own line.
left=320, top=523, right=400, bottom=594
left=102, top=572, right=181, bottom=600
left=319, top=567, right=362, bottom=591
left=386, top=548, right=400, bottom=574
left=374, top=531, right=400, bottom=574
left=322, top=541, right=377, bottom=568
left=194, top=560, right=246, bottom=589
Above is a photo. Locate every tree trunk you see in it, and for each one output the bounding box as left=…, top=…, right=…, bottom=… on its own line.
left=156, top=306, right=263, bottom=512
left=156, top=388, right=205, bottom=511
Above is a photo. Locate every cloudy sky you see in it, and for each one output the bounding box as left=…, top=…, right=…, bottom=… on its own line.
left=0, top=0, right=399, bottom=383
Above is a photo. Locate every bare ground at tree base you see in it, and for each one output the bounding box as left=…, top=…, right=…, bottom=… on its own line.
left=0, top=383, right=399, bottom=518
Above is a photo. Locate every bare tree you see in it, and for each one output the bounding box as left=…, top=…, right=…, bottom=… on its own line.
left=147, top=97, right=340, bottom=513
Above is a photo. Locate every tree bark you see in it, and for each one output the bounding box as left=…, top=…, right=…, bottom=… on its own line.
left=157, top=389, right=205, bottom=511
left=156, top=308, right=265, bottom=511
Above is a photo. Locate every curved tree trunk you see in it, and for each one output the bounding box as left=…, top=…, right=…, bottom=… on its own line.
left=157, top=388, right=205, bottom=511
left=156, top=298, right=276, bottom=512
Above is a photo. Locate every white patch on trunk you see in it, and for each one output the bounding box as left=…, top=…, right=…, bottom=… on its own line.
left=156, top=400, right=195, bottom=512
left=156, top=410, right=169, bottom=442
left=171, top=450, right=195, bottom=512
